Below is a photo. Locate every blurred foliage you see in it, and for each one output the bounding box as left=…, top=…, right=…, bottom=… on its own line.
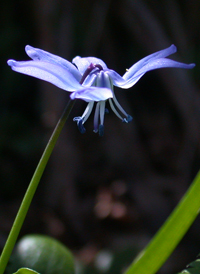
left=0, top=0, right=200, bottom=273
left=80, top=247, right=138, bottom=274
left=177, top=254, right=200, bottom=274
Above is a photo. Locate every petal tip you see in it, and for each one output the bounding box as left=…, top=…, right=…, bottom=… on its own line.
left=165, top=44, right=177, bottom=56
left=25, top=45, right=38, bottom=60
left=7, top=59, right=15, bottom=67
left=189, top=63, right=196, bottom=69
left=170, top=44, right=177, bottom=53
left=72, top=56, right=81, bottom=64
left=25, top=45, right=32, bottom=52
left=70, top=92, right=76, bottom=100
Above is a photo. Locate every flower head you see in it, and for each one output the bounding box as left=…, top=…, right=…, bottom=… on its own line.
left=7, top=45, right=195, bottom=136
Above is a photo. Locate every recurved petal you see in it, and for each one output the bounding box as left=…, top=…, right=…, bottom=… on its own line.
left=123, top=45, right=177, bottom=81
left=120, top=58, right=195, bottom=88
left=72, top=56, right=107, bottom=75
left=70, top=87, right=113, bottom=102
left=25, top=45, right=81, bottom=81
left=106, top=69, right=127, bottom=87
left=133, top=58, right=195, bottom=77
left=7, top=59, right=82, bottom=92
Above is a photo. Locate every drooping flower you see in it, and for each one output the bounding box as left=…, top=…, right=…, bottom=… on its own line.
left=7, top=45, right=195, bottom=136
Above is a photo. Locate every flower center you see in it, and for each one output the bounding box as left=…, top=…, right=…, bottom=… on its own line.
left=80, top=63, right=103, bottom=84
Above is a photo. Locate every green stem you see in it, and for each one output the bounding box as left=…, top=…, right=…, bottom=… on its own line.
left=124, top=170, right=200, bottom=274
left=0, top=99, right=75, bottom=274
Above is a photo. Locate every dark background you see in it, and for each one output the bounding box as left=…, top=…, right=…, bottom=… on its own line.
left=0, top=0, right=200, bottom=273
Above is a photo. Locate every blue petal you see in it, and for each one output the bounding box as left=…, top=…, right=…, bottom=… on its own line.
left=123, top=44, right=177, bottom=81
left=107, top=45, right=195, bottom=89
left=121, top=58, right=195, bottom=88
left=26, top=45, right=81, bottom=81
left=72, top=56, right=107, bottom=75
left=7, top=59, right=82, bottom=92
left=106, top=69, right=126, bottom=86
left=70, top=87, right=113, bottom=102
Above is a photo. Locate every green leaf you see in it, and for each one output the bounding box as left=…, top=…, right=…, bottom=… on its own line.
left=13, top=268, right=40, bottom=274
left=124, top=170, right=200, bottom=274
left=177, top=256, right=200, bottom=274
left=7, top=234, right=75, bottom=274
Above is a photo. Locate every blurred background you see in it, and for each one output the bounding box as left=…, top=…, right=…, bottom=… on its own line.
left=0, top=0, right=200, bottom=273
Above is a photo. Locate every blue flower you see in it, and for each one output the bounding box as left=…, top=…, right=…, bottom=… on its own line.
left=7, top=45, right=195, bottom=136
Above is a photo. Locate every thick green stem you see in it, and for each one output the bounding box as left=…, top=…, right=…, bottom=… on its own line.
left=0, top=99, right=75, bottom=274
left=124, top=170, right=200, bottom=274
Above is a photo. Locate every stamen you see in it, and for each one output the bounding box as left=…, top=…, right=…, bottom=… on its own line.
left=112, top=93, right=129, bottom=117
left=80, top=63, right=104, bottom=85
left=93, top=102, right=100, bottom=133
left=112, top=94, right=133, bottom=123
left=80, top=102, right=94, bottom=124
left=108, top=98, right=124, bottom=121
left=99, top=125, right=104, bottom=136
left=124, top=115, right=133, bottom=123
left=99, top=101, right=106, bottom=126
left=73, top=117, right=86, bottom=134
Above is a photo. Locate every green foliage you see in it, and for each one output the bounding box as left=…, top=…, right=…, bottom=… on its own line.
left=7, top=235, right=75, bottom=274
left=177, top=256, right=200, bottom=274
left=79, top=247, right=138, bottom=274
left=105, top=247, right=138, bottom=274
left=13, top=268, right=40, bottom=274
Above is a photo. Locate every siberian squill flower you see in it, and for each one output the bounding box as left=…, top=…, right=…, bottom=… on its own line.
left=7, top=45, right=195, bottom=136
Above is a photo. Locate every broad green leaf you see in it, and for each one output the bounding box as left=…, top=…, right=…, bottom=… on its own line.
left=13, top=268, right=40, bottom=274
left=7, top=234, right=75, bottom=274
